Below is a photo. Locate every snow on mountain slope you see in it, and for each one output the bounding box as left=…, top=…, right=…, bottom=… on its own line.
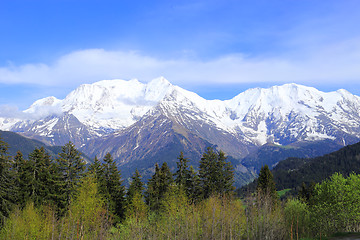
left=1, top=78, right=360, bottom=150
left=154, top=83, right=360, bottom=148
left=1, top=77, right=174, bottom=133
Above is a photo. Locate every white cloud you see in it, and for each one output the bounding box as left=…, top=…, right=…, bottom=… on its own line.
left=1, top=38, right=360, bottom=88
left=0, top=104, right=63, bottom=120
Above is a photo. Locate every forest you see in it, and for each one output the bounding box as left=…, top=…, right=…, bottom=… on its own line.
left=0, top=137, right=359, bottom=240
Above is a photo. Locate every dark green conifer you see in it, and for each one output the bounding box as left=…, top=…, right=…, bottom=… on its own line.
left=174, top=152, right=190, bottom=188
left=126, top=169, right=144, bottom=204
left=0, top=137, right=15, bottom=224
left=145, top=162, right=174, bottom=211
left=187, top=165, right=201, bottom=203
left=88, top=156, right=103, bottom=178
left=101, top=153, right=126, bottom=222
left=256, top=165, right=278, bottom=205
left=56, top=142, right=85, bottom=209
left=199, top=147, right=235, bottom=199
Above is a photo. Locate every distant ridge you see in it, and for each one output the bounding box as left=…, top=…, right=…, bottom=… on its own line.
left=1, top=78, right=360, bottom=186
left=239, top=140, right=360, bottom=194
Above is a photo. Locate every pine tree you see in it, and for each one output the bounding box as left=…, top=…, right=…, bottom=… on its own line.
left=218, top=150, right=235, bottom=195
left=126, top=169, right=147, bottom=220
left=145, top=162, right=174, bottom=211
left=126, top=169, right=144, bottom=204
left=56, top=142, right=85, bottom=209
left=100, top=153, right=126, bottom=222
left=146, top=163, right=161, bottom=211
left=14, top=151, right=32, bottom=207
left=88, top=156, right=102, bottom=177
left=159, top=162, right=173, bottom=195
left=256, top=165, right=278, bottom=206
left=199, top=147, right=218, bottom=198
left=27, top=147, right=57, bottom=206
left=13, top=151, right=24, bottom=205
left=0, top=137, right=15, bottom=224
left=187, top=165, right=201, bottom=203
left=199, top=147, right=235, bottom=199
left=174, top=152, right=190, bottom=188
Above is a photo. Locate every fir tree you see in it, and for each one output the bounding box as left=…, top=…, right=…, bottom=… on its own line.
left=145, top=163, right=161, bottom=211
left=187, top=165, right=201, bottom=203
left=56, top=142, right=85, bottom=209
left=256, top=165, right=278, bottom=206
left=0, top=137, right=15, bottom=224
left=13, top=151, right=24, bottom=204
left=199, top=147, right=235, bottom=199
left=159, top=162, right=173, bottom=195
left=126, top=169, right=144, bottom=204
left=88, top=156, right=102, bottom=177
left=27, top=147, right=56, bottom=206
left=218, top=150, right=235, bottom=195
left=126, top=169, right=147, bottom=220
left=100, top=153, right=126, bottom=222
left=145, top=162, right=174, bottom=211
left=174, top=152, right=190, bottom=188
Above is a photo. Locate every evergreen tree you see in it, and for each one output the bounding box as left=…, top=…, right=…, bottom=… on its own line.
left=145, top=162, right=174, bottom=211
left=187, top=165, right=201, bottom=203
left=56, top=142, right=85, bottom=209
left=0, top=137, right=15, bottom=224
left=298, top=182, right=316, bottom=204
left=146, top=163, right=161, bottom=211
left=26, top=147, right=57, bottom=206
left=88, top=156, right=102, bottom=178
left=126, top=169, right=144, bottom=204
left=199, top=147, right=235, bottom=199
left=199, top=147, right=218, bottom=198
left=100, top=153, right=126, bottom=222
left=126, top=169, right=147, bottom=220
left=174, top=152, right=190, bottom=188
left=256, top=165, right=278, bottom=206
left=13, top=151, right=24, bottom=204
left=159, top=162, right=173, bottom=195
left=218, top=150, right=235, bottom=195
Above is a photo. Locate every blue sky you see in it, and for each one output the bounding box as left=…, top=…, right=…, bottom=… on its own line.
left=1, top=0, right=360, bottom=110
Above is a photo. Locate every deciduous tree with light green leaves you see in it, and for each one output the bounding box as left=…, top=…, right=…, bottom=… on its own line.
left=311, top=172, right=360, bottom=236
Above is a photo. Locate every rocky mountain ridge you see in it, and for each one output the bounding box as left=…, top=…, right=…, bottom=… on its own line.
left=1, top=77, right=360, bottom=185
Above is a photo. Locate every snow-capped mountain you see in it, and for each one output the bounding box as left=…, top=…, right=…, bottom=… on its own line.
left=1, top=77, right=360, bottom=178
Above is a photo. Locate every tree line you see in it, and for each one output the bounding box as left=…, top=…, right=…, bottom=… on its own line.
left=1, top=136, right=360, bottom=239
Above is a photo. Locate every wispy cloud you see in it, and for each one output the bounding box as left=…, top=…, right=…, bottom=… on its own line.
left=0, top=104, right=63, bottom=120
left=1, top=37, right=360, bottom=88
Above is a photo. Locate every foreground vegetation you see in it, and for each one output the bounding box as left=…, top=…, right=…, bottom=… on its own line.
left=0, top=137, right=359, bottom=239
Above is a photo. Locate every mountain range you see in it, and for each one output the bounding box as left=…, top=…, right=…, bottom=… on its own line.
left=1, top=77, right=360, bottom=185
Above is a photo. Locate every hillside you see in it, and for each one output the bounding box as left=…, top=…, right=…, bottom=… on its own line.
left=0, top=130, right=62, bottom=158
left=239, top=140, right=360, bottom=194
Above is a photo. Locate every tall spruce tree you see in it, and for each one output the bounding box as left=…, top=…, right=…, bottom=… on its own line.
left=218, top=150, right=235, bottom=195
left=88, top=156, right=102, bottom=178
left=126, top=169, right=144, bottom=204
left=199, top=147, right=235, bottom=199
left=187, top=165, right=201, bottom=203
left=56, top=142, right=85, bottom=209
left=26, top=147, right=58, bottom=207
left=0, top=137, right=15, bottom=224
left=13, top=151, right=24, bottom=205
left=256, top=165, right=278, bottom=206
left=145, top=162, right=174, bottom=211
left=174, top=152, right=190, bottom=188
left=101, top=153, right=126, bottom=222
